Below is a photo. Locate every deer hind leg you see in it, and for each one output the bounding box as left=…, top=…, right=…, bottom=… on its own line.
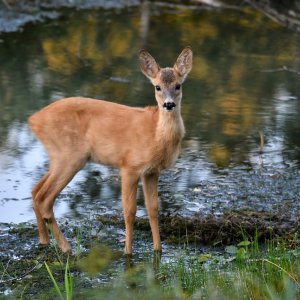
left=32, top=173, right=51, bottom=245
left=121, top=169, right=139, bottom=255
left=142, top=172, right=161, bottom=252
left=33, top=156, right=86, bottom=252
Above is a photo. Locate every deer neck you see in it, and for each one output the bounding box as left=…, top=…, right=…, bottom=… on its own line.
left=156, top=104, right=185, bottom=145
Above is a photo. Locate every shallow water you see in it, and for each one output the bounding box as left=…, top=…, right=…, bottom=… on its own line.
left=0, top=3, right=300, bottom=224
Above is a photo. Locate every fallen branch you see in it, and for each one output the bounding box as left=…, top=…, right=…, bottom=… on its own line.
left=153, top=0, right=245, bottom=11
left=260, top=66, right=300, bottom=76
left=246, top=0, right=300, bottom=33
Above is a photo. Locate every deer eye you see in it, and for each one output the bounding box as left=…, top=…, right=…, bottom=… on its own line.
left=155, top=85, right=161, bottom=91
left=175, top=84, right=181, bottom=90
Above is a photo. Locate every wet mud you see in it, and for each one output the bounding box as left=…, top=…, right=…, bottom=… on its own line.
left=0, top=0, right=141, bottom=32
left=1, top=203, right=299, bottom=297
left=1, top=160, right=299, bottom=298
left=1, top=147, right=299, bottom=297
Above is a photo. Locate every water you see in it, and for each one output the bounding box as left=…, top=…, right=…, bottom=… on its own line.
left=0, top=4, right=300, bottom=223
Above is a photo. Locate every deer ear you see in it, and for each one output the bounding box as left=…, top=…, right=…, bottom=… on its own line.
left=139, top=50, right=160, bottom=79
left=174, top=47, right=193, bottom=80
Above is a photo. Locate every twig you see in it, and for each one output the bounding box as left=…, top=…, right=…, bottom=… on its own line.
left=258, top=131, right=264, bottom=154
left=245, top=0, right=300, bottom=33
left=192, top=0, right=245, bottom=10
left=260, top=66, right=300, bottom=76
left=0, top=251, right=47, bottom=283
left=154, top=1, right=245, bottom=12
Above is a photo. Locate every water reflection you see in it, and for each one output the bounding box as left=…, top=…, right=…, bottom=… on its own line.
left=0, top=4, right=299, bottom=222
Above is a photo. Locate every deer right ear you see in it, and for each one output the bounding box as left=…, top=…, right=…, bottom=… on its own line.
left=139, top=50, right=160, bottom=79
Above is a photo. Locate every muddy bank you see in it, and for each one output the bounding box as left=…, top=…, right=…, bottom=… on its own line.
left=1, top=148, right=299, bottom=296
left=1, top=163, right=300, bottom=297
left=1, top=207, right=299, bottom=297
left=0, top=0, right=141, bottom=32
left=1, top=0, right=300, bottom=34
left=158, top=210, right=300, bottom=245
left=0, top=220, right=122, bottom=298
left=101, top=208, right=300, bottom=246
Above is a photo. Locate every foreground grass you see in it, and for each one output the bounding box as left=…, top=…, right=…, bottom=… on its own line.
left=39, top=234, right=300, bottom=300
left=158, top=241, right=300, bottom=299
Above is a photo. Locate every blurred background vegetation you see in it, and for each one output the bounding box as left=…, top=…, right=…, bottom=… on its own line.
left=1, top=0, right=299, bottom=168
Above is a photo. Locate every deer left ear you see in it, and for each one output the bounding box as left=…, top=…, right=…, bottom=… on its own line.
left=174, top=47, right=193, bottom=81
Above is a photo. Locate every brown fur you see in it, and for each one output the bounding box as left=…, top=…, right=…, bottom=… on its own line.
left=160, top=68, right=176, bottom=85
left=29, top=47, right=193, bottom=254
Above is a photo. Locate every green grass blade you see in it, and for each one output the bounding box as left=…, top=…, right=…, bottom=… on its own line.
left=44, top=261, right=64, bottom=300
left=65, top=258, right=69, bottom=299
left=65, top=256, right=73, bottom=300
left=69, top=275, right=74, bottom=300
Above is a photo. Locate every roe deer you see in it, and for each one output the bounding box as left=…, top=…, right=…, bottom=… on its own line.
left=29, top=47, right=193, bottom=254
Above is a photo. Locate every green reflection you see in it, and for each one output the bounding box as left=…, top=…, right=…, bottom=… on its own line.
left=0, top=4, right=299, bottom=167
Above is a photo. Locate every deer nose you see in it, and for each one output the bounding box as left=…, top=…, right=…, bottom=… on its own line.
left=163, top=101, right=176, bottom=111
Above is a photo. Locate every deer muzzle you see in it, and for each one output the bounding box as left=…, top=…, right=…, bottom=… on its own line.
left=163, top=101, right=176, bottom=111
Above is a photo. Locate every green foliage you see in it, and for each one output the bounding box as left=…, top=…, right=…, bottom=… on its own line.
left=44, top=256, right=74, bottom=300
left=32, top=234, right=300, bottom=299
left=157, top=234, right=300, bottom=299
left=79, top=244, right=122, bottom=275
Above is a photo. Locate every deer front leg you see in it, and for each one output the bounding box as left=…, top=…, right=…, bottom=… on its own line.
left=121, top=169, right=139, bottom=255
left=142, top=172, right=161, bottom=252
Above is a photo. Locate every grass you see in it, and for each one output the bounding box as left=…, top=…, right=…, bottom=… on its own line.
left=41, top=233, right=300, bottom=300
left=44, top=256, right=73, bottom=300
left=1, top=225, right=298, bottom=299
left=157, top=235, right=300, bottom=299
